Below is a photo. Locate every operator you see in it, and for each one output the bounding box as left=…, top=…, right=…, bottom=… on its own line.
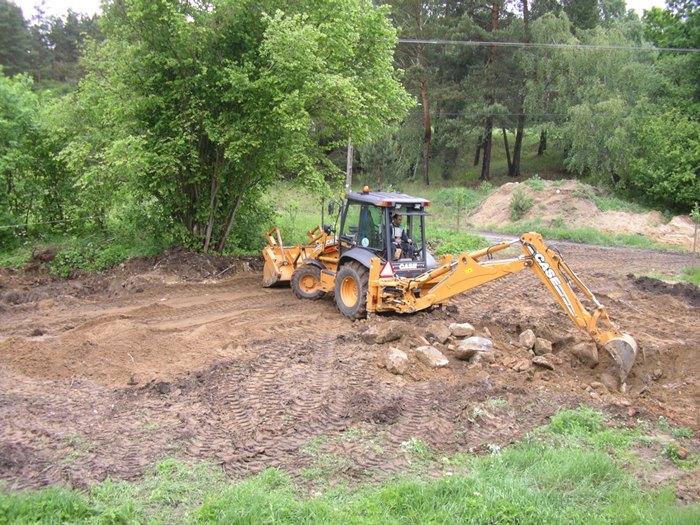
left=391, top=213, right=414, bottom=258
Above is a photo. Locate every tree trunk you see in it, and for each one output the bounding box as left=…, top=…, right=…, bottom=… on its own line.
left=511, top=113, right=525, bottom=177
left=480, top=118, right=493, bottom=181
left=480, top=1, right=500, bottom=181
left=215, top=195, right=243, bottom=252
left=473, top=135, right=483, bottom=166
left=502, top=128, right=512, bottom=175
left=537, top=130, right=547, bottom=156
left=420, top=79, right=432, bottom=185
left=202, top=175, right=219, bottom=253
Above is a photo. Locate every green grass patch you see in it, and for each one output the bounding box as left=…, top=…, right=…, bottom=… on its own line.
left=509, top=187, right=535, bottom=221
left=492, top=220, right=678, bottom=250
left=680, top=267, right=700, bottom=286
left=572, top=184, right=650, bottom=214
left=2, top=407, right=698, bottom=524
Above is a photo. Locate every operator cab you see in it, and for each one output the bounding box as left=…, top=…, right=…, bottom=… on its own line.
left=338, top=187, right=437, bottom=277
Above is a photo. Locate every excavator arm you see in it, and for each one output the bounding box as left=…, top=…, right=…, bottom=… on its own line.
left=368, top=232, right=637, bottom=383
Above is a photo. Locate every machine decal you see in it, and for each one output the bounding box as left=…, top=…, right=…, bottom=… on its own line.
left=526, top=245, right=575, bottom=316
left=397, top=262, right=418, bottom=270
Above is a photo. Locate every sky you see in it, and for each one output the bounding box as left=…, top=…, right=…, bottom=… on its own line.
left=15, top=0, right=667, bottom=20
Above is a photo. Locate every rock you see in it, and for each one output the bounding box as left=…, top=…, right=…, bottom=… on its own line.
left=385, top=347, right=408, bottom=375
left=483, top=327, right=492, bottom=338
left=512, top=358, right=531, bottom=372
left=414, top=346, right=449, bottom=368
left=652, top=368, right=663, bottom=381
left=480, top=351, right=497, bottom=364
left=29, top=327, right=45, bottom=337
left=590, top=381, right=608, bottom=393
left=677, top=447, right=689, bottom=460
left=361, top=321, right=405, bottom=345
left=31, top=247, right=57, bottom=263
left=546, top=353, right=563, bottom=366
left=425, top=322, right=451, bottom=344
left=154, top=381, right=170, bottom=394
left=600, top=372, right=619, bottom=392
left=571, top=342, right=599, bottom=368
left=533, top=337, right=553, bottom=356
left=519, top=329, right=536, bottom=349
left=454, top=336, right=493, bottom=361
left=532, top=355, right=554, bottom=370
left=627, top=407, right=637, bottom=417
left=128, top=375, right=140, bottom=386
left=449, top=322, right=475, bottom=338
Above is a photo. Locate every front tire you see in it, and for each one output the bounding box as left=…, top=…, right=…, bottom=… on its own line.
left=291, top=265, right=325, bottom=300
left=334, top=262, right=368, bottom=319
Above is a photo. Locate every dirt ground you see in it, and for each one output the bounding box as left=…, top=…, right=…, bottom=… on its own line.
left=0, top=245, right=698, bottom=497
left=468, top=180, right=696, bottom=249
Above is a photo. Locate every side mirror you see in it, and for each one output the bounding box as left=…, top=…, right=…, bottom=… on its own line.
left=328, top=202, right=335, bottom=215
left=323, top=224, right=334, bottom=234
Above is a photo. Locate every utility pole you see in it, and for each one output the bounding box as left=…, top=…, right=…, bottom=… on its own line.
left=346, top=138, right=353, bottom=192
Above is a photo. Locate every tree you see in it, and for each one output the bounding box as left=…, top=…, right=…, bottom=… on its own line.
left=0, top=0, right=32, bottom=75
left=63, top=0, right=412, bottom=251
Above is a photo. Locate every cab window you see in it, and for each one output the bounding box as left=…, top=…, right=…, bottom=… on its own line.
left=341, top=202, right=385, bottom=251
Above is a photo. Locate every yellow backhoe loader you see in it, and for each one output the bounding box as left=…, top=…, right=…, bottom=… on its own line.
left=262, top=187, right=638, bottom=383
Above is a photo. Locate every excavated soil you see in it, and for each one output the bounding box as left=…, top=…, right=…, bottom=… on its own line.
left=468, top=180, right=696, bottom=250
left=0, top=244, right=698, bottom=494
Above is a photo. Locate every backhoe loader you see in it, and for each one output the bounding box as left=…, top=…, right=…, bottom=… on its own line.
left=262, top=187, right=638, bottom=383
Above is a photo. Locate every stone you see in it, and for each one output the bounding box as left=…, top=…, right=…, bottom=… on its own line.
left=513, top=358, right=531, bottom=372
left=449, top=322, right=475, bottom=338
left=454, top=336, right=493, bottom=361
left=155, top=381, right=171, bottom=394
left=571, top=342, right=599, bottom=368
left=590, top=381, right=608, bottom=393
left=676, top=447, right=689, bottom=460
left=361, top=320, right=405, bottom=345
left=546, top=353, right=563, bottom=366
left=425, top=322, right=451, bottom=344
left=519, top=329, right=536, bottom=349
left=414, top=346, right=449, bottom=368
left=533, top=337, right=553, bottom=356
left=127, top=375, right=140, bottom=386
left=532, top=355, right=554, bottom=370
left=385, top=347, right=408, bottom=375
left=600, top=372, right=619, bottom=392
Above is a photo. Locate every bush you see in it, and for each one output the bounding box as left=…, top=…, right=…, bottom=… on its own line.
left=509, top=188, right=534, bottom=221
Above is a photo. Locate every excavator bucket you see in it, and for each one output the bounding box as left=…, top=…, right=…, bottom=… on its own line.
left=261, top=228, right=297, bottom=287
left=602, top=333, right=638, bottom=385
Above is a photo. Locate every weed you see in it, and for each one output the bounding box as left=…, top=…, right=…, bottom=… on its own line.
left=400, top=437, right=433, bottom=463
left=524, top=174, right=545, bottom=191
left=301, top=453, right=353, bottom=482
left=509, top=188, right=534, bottom=221
left=485, top=397, right=509, bottom=409
left=664, top=442, right=698, bottom=470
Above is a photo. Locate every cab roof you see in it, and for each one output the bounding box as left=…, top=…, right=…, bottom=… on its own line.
left=346, top=191, right=430, bottom=207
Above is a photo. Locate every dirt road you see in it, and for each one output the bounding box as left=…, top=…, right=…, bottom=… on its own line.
left=0, top=244, right=698, bottom=492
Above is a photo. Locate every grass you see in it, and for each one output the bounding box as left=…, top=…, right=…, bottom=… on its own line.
left=492, top=219, right=677, bottom=250
left=2, top=407, right=698, bottom=524
left=680, top=267, right=700, bottom=286
left=0, top=230, right=170, bottom=275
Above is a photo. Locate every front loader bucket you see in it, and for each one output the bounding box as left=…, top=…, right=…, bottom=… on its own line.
left=262, top=254, right=282, bottom=287
left=602, top=333, right=638, bottom=385
left=262, top=246, right=294, bottom=287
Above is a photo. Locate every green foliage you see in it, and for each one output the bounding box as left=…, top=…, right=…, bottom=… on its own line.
left=58, top=0, right=412, bottom=253
left=524, top=174, right=545, bottom=191
left=625, top=108, right=700, bottom=212
left=680, top=267, right=700, bottom=286
left=45, top=233, right=168, bottom=277
left=431, top=230, right=488, bottom=256
left=509, top=187, right=534, bottom=221
left=548, top=407, right=604, bottom=436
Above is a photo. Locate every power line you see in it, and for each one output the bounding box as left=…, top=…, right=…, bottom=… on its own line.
left=399, top=38, right=700, bottom=54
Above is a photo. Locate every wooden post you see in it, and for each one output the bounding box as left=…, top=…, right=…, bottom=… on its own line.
left=346, top=138, right=353, bottom=192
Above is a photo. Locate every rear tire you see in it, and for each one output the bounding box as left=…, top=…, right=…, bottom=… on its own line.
left=291, top=265, right=325, bottom=300
left=334, top=262, right=368, bottom=319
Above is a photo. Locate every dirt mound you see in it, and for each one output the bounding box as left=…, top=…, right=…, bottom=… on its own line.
left=468, top=180, right=695, bottom=249
left=629, top=274, right=700, bottom=308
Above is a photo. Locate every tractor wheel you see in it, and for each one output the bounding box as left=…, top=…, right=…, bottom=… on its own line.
left=334, top=262, right=368, bottom=319
left=291, top=266, right=325, bottom=300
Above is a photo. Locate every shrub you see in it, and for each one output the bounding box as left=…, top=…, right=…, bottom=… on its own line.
left=509, top=188, right=534, bottom=222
